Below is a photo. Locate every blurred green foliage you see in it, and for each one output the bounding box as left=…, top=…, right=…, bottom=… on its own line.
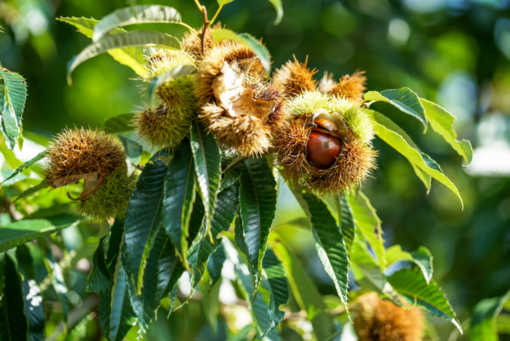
left=1, top=0, right=510, bottom=340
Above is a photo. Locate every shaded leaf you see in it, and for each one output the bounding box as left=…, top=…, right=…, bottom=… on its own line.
left=201, top=273, right=221, bottom=334
left=220, top=159, right=243, bottom=191
left=68, top=31, right=180, bottom=83
left=212, top=29, right=271, bottom=72
left=365, top=88, right=427, bottom=130
left=124, top=150, right=168, bottom=294
left=106, top=219, right=125, bottom=277
left=1, top=150, right=47, bottom=184
left=190, top=120, right=221, bottom=230
left=421, top=98, right=473, bottom=166
left=239, top=157, right=277, bottom=292
left=370, top=110, right=463, bottom=208
left=103, top=113, right=135, bottom=134
left=163, top=138, right=196, bottom=267
left=0, top=216, right=78, bottom=252
left=470, top=290, right=510, bottom=341
left=386, top=245, right=433, bottom=284
left=86, top=237, right=111, bottom=293
left=118, top=135, right=142, bottom=165
left=207, top=244, right=226, bottom=286
left=388, top=268, right=461, bottom=332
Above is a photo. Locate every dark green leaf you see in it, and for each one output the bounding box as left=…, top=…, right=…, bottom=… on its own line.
left=212, top=29, right=271, bottom=72
left=1, top=150, right=47, bottom=184
left=67, top=31, right=180, bottom=83
left=302, top=192, right=350, bottom=313
left=117, top=135, right=142, bottom=165
left=93, top=5, right=182, bottom=42
left=124, top=150, right=168, bottom=294
left=0, top=253, right=29, bottom=341
left=269, top=234, right=336, bottom=341
left=260, top=247, right=289, bottom=338
left=388, top=268, right=461, bottom=332
left=148, top=65, right=197, bottom=104
left=220, top=160, right=243, bottom=191
left=0, top=216, right=78, bottom=252
left=365, top=88, right=427, bottom=130
left=190, top=120, right=221, bottom=230
left=267, top=0, right=284, bottom=25
left=207, top=244, right=226, bottom=287
left=163, top=138, right=196, bottom=267
left=106, top=219, right=124, bottom=277
left=421, top=98, right=473, bottom=166
left=239, top=158, right=277, bottom=292
left=340, top=194, right=355, bottom=257
left=202, top=274, right=221, bottom=334
left=103, top=113, right=135, bottom=134
left=189, top=184, right=238, bottom=287
left=86, top=237, right=111, bottom=293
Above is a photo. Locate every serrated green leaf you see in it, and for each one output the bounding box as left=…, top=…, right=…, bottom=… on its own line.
left=190, top=120, right=221, bottom=232
left=220, top=160, right=243, bottom=191
left=269, top=233, right=336, bottom=341
left=212, top=29, right=271, bottom=72
left=388, top=268, right=461, bottom=332
left=0, top=216, right=78, bottom=252
left=302, top=192, right=350, bottom=314
left=260, top=247, right=289, bottom=338
left=124, top=150, right=168, bottom=294
left=67, top=31, right=180, bottom=83
left=370, top=110, right=463, bottom=208
left=207, top=244, right=226, bottom=287
left=106, top=219, right=124, bottom=277
left=0, top=70, right=27, bottom=143
left=340, top=194, right=355, bottom=257
left=189, top=184, right=238, bottom=287
left=16, top=245, right=45, bottom=341
left=163, top=138, right=196, bottom=267
left=365, top=88, right=427, bottom=130
left=93, top=5, right=182, bottom=42
left=470, top=290, right=510, bottom=341
left=103, top=113, right=135, bottom=134
left=58, top=17, right=147, bottom=77
left=148, top=65, right=197, bottom=105
left=348, top=191, right=385, bottom=269
left=1, top=150, right=47, bottom=184
left=0, top=253, right=29, bottom=341
left=386, top=245, right=433, bottom=284
left=421, top=98, right=473, bottom=166
left=118, top=135, right=142, bottom=165
left=239, top=157, right=277, bottom=293
left=267, top=0, right=284, bottom=24
left=86, top=237, right=111, bottom=293
left=14, top=181, right=49, bottom=202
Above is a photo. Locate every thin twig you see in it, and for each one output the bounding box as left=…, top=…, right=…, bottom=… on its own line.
left=200, top=5, right=210, bottom=55
left=193, top=0, right=203, bottom=13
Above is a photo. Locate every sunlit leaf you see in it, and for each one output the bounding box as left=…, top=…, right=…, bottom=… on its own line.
left=239, top=157, right=277, bottom=292
left=365, top=88, right=427, bottom=131
left=388, top=268, right=462, bottom=332
left=340, top=194, right=355, bottom=257
left=93, top=5, right=182, bottom=41
left=0, top=216, right=78, bottom=252
left=386, top=245, right=433, bottom=284
left=103, top=113, right=135, bottom=134
left=421, top=99, right=473, bottom=166
left=0, top=253, right=29, bottom=341
left=267, top=0, right=284, bottom=24
left=218, top=0, right=235, bottom=5
left=370, top=110, right=463, bottom=208
left=470, top=290, right=510, bottom=341
left=0, top=70, right=27, bottom=142
left=124, top=150, right=168, bottom=294
left=163, top=138, right=196, bottom=267
left=14, top=181, right=49, bottom=202
left=1, top=150, right=46, bottom=184
left=67, top=31, right=180, bottom=83
left=212, top=29, right=271, bottom=72
left=190, top=120, right=221, bottom=231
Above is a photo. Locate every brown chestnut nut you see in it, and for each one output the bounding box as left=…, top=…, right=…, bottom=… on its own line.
left=307, top=132, right=342, bottom=170
left=315, top=118, right=339, bottom=132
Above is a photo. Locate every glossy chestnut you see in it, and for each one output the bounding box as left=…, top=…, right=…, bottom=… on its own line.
left=307, top=132, right=342, bottom=170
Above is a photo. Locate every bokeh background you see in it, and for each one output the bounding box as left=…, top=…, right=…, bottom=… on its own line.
left=1, top=0, right=510, bottom=339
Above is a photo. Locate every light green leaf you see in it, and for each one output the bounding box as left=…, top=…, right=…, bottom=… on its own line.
left=148, top=65, right=197, bottom=104
left=421, top=98, right=473, bottom=166
left=93, top=6, right=182, bottom=42
left=0, top=216, right=78, bottom=252
left=103, top=113, right=135, bottom=134
left=365, top=87, right=427, bottom=130
left=267, top=0, right=284, bottom=25
left=124, top=150, right=168, bottom=294
left=67, top=31, right=180, bottom=83
left=202, top=273, right=222, bottom=334
left=14, top=181, right=49, bottom=202
left=348, top=191, right=386, bottom=269
left=260, top=247, right=290, bottom=338
left=163, top=138, right=196, bottom=267
left=117, top=135, right=142, bottom=165
left=386, top=245, right=433, bottom=284
left=239, top=158, right=277, bottom=292
left=470, top=290, right=510, bottom=341
left=388, top=268, right=462, bottom=332
left=58, top=17, right=147, bottom=77
left=340, top=194, right=355, bottom=257
left=0, top=69, right=27, bottom=146
left=302, top=192, right=350, bottom=314
left=212, top=29, right=271, bottom=72
left=86, top=237, right=111, bottom=293
left=189, top=184, right=238, bottom=287
left=269, top=233, right=336, bottom=341
left=370, top=110, right=463, bottom=209
left=190, top=120, right=221, bottom=231
left=218, top=0, right=235, bottom=5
